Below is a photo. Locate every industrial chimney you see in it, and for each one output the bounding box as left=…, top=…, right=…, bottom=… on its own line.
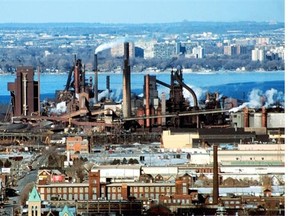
left=122, top=42, right=131, bottom=118
left=213, top=145, right=219, bottom=205
left=93, top=54, right=98, bottom=104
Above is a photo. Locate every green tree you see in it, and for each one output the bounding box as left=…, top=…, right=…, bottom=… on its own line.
left=3, top=159, right=11, bottom=168
left=122, top=158, right=127, bottom=164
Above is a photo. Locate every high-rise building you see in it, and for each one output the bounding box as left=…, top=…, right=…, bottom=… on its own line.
left=135, top=39, right=157, bottom=59
left=236, top=45, right=248, bottom=55
left=223, top=45, right=237, bottom=56
left=111, top=42, right=135, bottom=58
left=251, top=48, right=265, bottom=61
left=192, top=46, right=204, bottom=58
left=153, top=42, right=178, bottom=59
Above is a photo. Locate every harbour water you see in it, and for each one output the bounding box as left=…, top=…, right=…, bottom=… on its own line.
left=0, top=70, right=285, bottom=105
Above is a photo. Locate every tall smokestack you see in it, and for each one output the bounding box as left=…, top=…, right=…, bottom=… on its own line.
left=213, top=145, right=219, bottom=205
left=122, top=42, right=131, bottom=118
left=262, top=106, right=267, bottom=128
left=81, top=64, right=85, bottom=93
left=243, top=107, right=249, bottom=127
left=161, top=92, right=166, bottom=125
left=145, top=75, right=150, bottom=128
left=106, top=75, right=110, bottom=100
left=94, top=54, right=98, bottom=104
left=74, top=65, right=79, bottom=94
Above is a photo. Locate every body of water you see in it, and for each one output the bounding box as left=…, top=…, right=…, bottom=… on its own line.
left=0, top=70, right=285, bottom=106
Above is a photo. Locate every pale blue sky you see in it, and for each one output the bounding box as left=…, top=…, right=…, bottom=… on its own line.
left=0, top=0, right=284, bottom=23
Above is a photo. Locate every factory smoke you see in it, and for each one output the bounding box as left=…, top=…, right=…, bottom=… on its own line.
left=229, top=88, right=284, bottom=112
left=183, top=85, right=204, bottom=107
left=95, top=38, right=126, bottom=54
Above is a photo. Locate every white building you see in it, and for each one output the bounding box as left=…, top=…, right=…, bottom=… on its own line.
left=192, top=46, right=204, bottom=58
left=251, top=48, right=265, bottom=61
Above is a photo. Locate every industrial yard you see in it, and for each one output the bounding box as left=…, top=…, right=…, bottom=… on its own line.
left=0, top=42, right=285, bottom=215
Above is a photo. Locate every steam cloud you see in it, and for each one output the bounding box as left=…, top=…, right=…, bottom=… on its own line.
left=95, top=38, right=126, bottom=54
left=229, top=88, right=284, bottom=112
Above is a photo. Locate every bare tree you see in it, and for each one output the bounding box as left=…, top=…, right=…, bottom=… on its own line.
left=19, top=182, right=35, bottom=205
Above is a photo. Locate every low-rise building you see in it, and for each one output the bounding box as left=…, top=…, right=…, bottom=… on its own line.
left=66, top=136, right=89, bottom=158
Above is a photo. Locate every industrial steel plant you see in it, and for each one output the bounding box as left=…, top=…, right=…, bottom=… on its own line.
left=0, top=42, right=285, bottom=216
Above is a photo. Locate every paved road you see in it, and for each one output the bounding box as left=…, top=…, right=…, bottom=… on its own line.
left=4, top=152, right=49, bottom=215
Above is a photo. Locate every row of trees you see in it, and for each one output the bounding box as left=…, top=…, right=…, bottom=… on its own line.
left=0, top=46, right=284, bottom=73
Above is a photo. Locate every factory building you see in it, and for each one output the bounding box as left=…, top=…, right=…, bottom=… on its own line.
left=7, top=66, right=39, bottom=116
left=230, top=107, right=285, bottom=129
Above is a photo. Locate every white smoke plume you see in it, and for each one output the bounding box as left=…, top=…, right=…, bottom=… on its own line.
left=109, top=87, right=123, bottom=103
left=229, top=88, right=284, bottom=112
left=95, top=38, right=126, bottom=54
left=98, top=89, right=110, bottom=101
left=183, top=85, right=204, bottom=107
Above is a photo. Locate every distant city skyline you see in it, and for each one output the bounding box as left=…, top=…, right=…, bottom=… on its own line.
left=0, top=0, right=284, bottom=23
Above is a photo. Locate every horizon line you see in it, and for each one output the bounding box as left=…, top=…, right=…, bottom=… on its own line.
left=0, top=20, right=284, bottom=25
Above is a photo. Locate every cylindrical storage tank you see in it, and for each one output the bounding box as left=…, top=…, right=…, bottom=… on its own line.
left=136, top=106, right=145, bottom=127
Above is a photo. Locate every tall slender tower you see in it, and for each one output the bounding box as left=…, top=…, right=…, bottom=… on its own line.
left=93, top=54, right=98, bottom=104
left=122, top=42, right=131, bottom=118
left=213, top=145, right=219, bottom=205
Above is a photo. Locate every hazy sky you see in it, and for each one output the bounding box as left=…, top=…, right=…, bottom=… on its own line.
left=0, top=0, right=284, bottom=23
